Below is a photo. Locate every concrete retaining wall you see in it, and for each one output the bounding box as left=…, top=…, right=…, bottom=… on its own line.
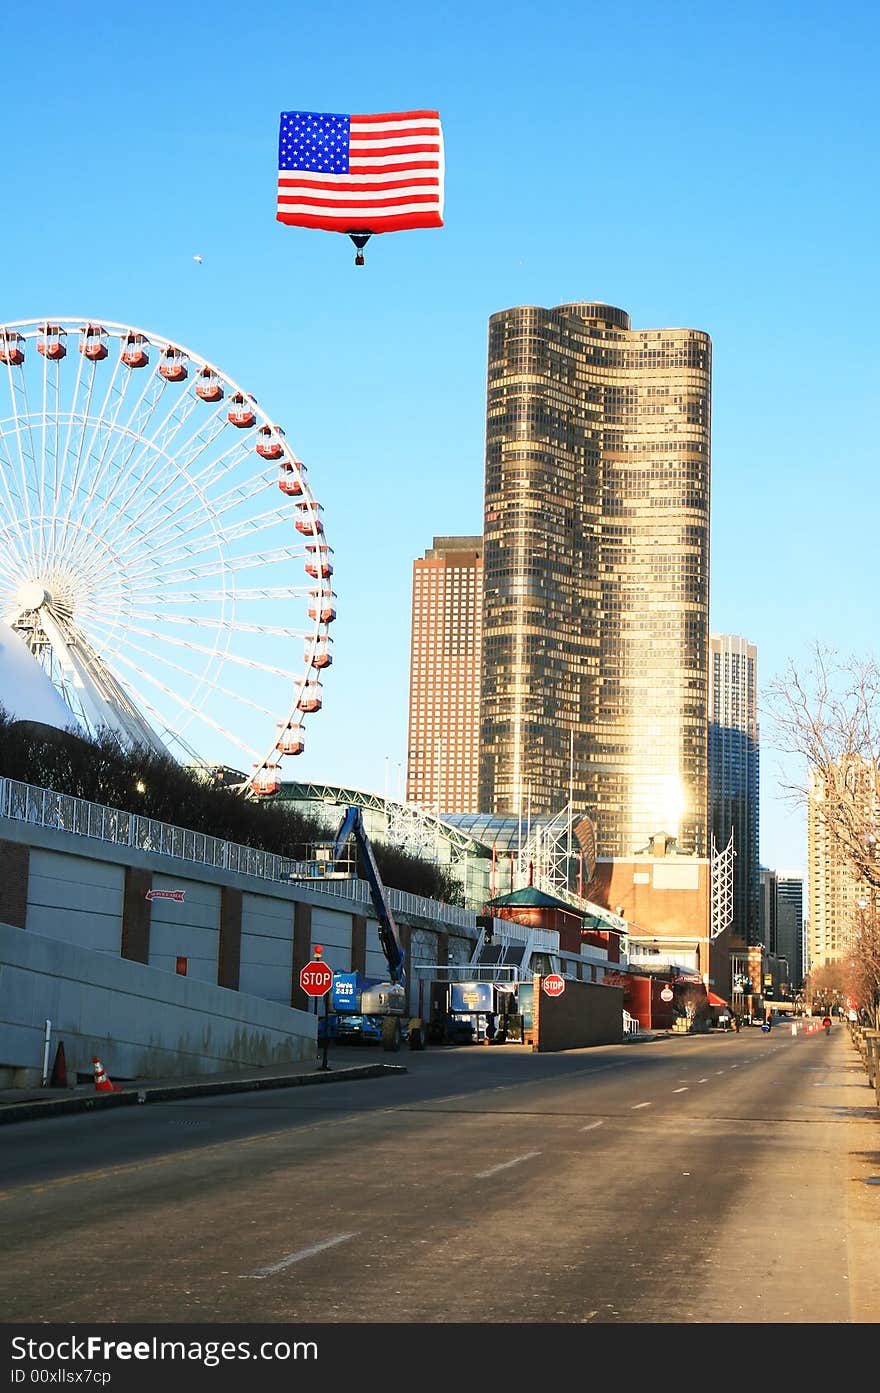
left=0, top=919, right=316, bottom=1087
left=0, top=819, right=481, bottom=1081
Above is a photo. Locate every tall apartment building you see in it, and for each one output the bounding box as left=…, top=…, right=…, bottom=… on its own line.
left=708, top=634, right=760, bottom=944
left=479, top=301, right=711, bottom=857
left=759, top=866, right=778, bottom=952
left=807, top=756, right=873, bottom=971
left=776, top=875, right=805, bottom=987
left=406, top=536, right=483, bottom=814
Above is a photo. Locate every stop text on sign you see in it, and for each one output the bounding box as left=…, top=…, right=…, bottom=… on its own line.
left=300, top=960, right=333, bottom=997
left=542, top=973, right=566, bottom=997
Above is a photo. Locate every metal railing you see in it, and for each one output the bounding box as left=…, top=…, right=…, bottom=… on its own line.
left=0, top=777, right=476, bottom=933
left=623, top=1010, right=642, bottom=1036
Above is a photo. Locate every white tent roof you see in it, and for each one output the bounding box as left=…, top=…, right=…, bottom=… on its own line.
left=0, top=619, right=83, bottom=734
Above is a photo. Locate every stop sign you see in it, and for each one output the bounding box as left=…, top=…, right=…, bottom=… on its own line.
left=300, top=959, right=333, bottom=997
left=542, top=973, right=566, bottom=998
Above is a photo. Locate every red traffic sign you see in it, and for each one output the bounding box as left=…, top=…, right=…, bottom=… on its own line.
left=542, top=973, right=566, bottom=998
left=300, top=959, right=333, bottom=997
left=660, top=987, right=674, bottom=1003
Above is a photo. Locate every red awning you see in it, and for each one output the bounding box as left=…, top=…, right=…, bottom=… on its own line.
left=707, top=991, right=728, bottom=1007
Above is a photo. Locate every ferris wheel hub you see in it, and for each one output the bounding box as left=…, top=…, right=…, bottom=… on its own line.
left=17, top=581, right=50, bottom=612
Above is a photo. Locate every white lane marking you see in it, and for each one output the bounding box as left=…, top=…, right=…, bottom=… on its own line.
left=580, top=1120, right=605, bottom=1132
left=697, top=1078, right=708, bottom=1084
left=631, top=1102, right=652, bottom=1109
left=241, top=1231, right=358, bottom=1279
left=475, top=1151, right=541, bottom=1179
left=715, top=1070, right=725, bottom=1075
left=672, top=1087, right=688, bottom=1093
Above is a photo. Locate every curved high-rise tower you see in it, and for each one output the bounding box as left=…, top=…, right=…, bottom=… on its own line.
left=480, top=301, right=711, bottom=857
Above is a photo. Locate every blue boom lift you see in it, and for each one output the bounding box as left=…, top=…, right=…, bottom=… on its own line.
left=316, top=806, right=420, bottom=1052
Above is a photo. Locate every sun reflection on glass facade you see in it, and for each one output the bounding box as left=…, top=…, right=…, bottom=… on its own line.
left=479, top=301, right=710, bottom=857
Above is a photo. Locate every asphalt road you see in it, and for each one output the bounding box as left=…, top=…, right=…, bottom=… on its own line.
left=2, top=1029, right=878, bottom=1325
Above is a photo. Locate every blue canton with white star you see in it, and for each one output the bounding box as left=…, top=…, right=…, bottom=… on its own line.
left=279, top=111, right=351, bottom=173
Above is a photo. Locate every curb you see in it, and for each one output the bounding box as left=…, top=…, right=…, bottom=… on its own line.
left=0, top=1062, right=408, bottom=1125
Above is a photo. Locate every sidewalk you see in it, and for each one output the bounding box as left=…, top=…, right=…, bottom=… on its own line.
left=0, top=1049, right=407, bottom=1125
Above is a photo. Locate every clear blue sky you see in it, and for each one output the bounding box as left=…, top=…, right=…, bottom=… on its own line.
left=4, top=0, right=879, bottom=877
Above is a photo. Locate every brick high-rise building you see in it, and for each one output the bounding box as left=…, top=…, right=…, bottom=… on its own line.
left=479, top=301, right=711, bottom=857
left=406, top=536, right=482, bottom=814
left=807, top=756, right=873, bottom=972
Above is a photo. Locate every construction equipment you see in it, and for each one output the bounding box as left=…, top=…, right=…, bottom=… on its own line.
left=315, top=806, right=418, bottom=1052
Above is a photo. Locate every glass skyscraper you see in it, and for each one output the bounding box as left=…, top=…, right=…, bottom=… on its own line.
left=709, top=635, right=760, bottom=944
left=479, top=301, right=711, bottom=858
left=776, top=875, right=805, bottom=987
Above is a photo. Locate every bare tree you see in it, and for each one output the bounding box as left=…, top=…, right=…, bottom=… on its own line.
left=765, top=645, right=880, bottom=1024
left=848, top=897, right=880, bottom=1028
left=677, top=986, right=710, bottom=1031
left=803, top=961, right=846, bottom=1014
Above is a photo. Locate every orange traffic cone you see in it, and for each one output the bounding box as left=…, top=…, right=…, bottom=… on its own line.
left=92, top=1056, right=121, bottom=1093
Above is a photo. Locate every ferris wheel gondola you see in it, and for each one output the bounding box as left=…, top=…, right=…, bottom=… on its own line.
left=0, top=317, right=335, bottom=797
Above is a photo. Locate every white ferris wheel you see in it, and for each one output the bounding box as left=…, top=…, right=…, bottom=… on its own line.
left=0, top=318, right=336, bottom=797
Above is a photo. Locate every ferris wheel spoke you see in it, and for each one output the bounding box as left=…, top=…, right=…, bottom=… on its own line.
left=196, top=462, right=277, bottom=518
left=1, top=368, right=41, bottom=571
left=55, top=346, right=91, bottom=524
left=66, top=420, right=235, bottom=574
left=61, top=371, right=198, bottom=566
left=91, top=418, right=253, bottom=567
left=120, top=506, right=293, bottom=587
left=54, top=532, right=128, bottom=593
left=47, top=499, right=156, bottom=599
left=139, top=413, right=259, bottom=519
left=142, top=585, right=313, bottom=604
left=90, top=626, right=282, bottom=721
left=102, top=400, right=232, bottom=545
left=115, top=620, right=298, bottom=681
left=128, top=610, right=311, bottom=640
left=60, top=351, right=136, bottom=534
left=89, top=617, right=233, bottom=732
left=120, top=418, right=263, bottom=550
left=0, top=436, right=38, bottom=575
left=60, top=364, right=167, bottom=550
left=123, top=546, right=305, bottom=589
left=38, top=346, right=50, bottom=563
left=56, top=383, right=205, bottom=573
left=41, top=349, right=66, bottom=564
left=120, top=550, right=306, bottom=603
left=105, top=651, right=262, bottom=761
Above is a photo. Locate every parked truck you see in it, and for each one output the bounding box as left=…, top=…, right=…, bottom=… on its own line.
left=315, top=806, right=422, bottom=1051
